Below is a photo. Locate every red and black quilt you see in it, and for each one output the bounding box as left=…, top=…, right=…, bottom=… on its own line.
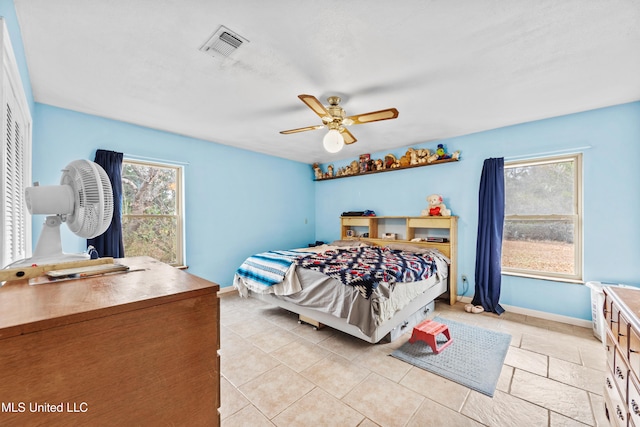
left=295, top=246, right=438, bottom=299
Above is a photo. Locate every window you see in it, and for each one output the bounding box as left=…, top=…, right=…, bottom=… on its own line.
left=502, top=154, right=582, bottom=282
left=122, top=160, right=184, bottom=266
left=1, top=19, right=32, bottom=268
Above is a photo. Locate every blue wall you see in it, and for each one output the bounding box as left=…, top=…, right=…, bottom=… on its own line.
left=316, top=101, right=640, bottom=320
left=32, top=104, right=316, bottom=287
left=5, top=0, right=639, bottom=320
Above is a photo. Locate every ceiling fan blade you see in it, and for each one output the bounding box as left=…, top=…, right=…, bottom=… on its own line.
left=340, top=128, right=357, bottom=144
left=298, top=94, right=331, bottom=119
left=346, top=108, right=399, bottom=125
left=280, top=125, right=324, bottom=134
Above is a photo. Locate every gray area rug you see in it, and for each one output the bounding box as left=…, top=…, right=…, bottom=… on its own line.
left=390, top=316, right=511, bottom=397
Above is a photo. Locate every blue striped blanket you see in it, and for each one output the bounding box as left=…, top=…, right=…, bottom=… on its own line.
left=235, top=250, right=307, bottom=292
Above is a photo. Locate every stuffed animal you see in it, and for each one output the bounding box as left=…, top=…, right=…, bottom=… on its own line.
left=421, top=194, right=451, bottom=217
left=399, top=150, right=411, bottom=167
left=312, top=163, right=323, bottom=180
left=436, top=144, right=451, bottom=160
left=385, top=154, right=399, bottom=169
left=417, top=148, right=430, bottom=164
left=427, top=152, right=439, bottom=163
left=408, top=148, right=419, bottom=165
left=349, top=160, right=359, bottom=175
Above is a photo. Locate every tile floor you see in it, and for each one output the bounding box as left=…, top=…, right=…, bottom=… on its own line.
left=219, top=292, right=609, bottom=426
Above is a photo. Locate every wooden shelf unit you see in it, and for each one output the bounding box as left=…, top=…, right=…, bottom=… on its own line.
left=340, top=215, right=458, bottom=305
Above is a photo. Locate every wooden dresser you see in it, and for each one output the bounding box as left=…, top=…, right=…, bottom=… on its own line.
left=603, top=286, right=640, bottom=426
left=0, top=256, right=220, bottom=426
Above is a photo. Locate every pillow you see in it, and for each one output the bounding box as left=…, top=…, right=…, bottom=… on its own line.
left=329, top=240, right=369, bottom=247
left=294, top=241, right=367, bottom=254
left=384, top=243, right=449, bottom=260
left=384, top=242, right=431, bottom=253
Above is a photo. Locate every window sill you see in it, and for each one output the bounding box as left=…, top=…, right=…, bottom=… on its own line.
left=502, top=270, right=583, bottom=284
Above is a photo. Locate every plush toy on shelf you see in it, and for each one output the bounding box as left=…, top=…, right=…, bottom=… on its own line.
left=312, top=163, right=323, bottom=180
left=435, top=144, right=451, bottom=160
left=421, top=194, right=451, bottom=217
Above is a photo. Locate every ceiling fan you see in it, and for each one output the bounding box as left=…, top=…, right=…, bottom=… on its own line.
left=280, top=94, right=399, bottom=153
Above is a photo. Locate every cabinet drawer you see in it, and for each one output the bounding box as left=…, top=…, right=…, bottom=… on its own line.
left=606, top=370, right=629, bottom=427
left=605, top=293, right=613, bottom=326
left=614, top=346, right=630, bottom=401
left=620, top=312, right=631, bottom=353
left=384, top=300, right=435, bottom=342
left=342, top=217, right=372, bottom=226
left=407, top=217, right=450, bottom=229
left=629, top=375, right=640, bottom=426
left=612, top=302, right=623, bottom=341
left=630, top=328, right=640, bottom=374
left=607, top=331, right=617, bottom=372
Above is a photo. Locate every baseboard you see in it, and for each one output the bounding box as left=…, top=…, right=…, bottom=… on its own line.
left=217, top=286, right=238, bottom=296
left=458, top=296, right=592, bottom=328
left=218, top=285, right=592, bottom=328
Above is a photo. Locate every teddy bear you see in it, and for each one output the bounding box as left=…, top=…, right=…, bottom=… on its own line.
left=408, top=148, right=419, bottom=165
left=421, top=194, right=451, bottom=217
left=426, top=152, right=439, bottom=163
left=399, top=150, right=411, bottom=167
left=416, top=148, right=430, bottom=164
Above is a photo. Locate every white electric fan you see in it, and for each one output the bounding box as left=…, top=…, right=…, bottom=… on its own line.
left=9, top=159, right=114, bottom=268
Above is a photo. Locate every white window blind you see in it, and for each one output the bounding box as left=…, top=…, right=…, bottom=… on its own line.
left=1, top=18, right=32, bottom=268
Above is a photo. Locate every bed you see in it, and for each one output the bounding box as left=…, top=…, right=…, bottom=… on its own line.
left=233, top=216, right=457, bottom=343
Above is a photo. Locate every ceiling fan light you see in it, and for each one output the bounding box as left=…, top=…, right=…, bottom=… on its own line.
left=323, top=129, right=344, bottom=153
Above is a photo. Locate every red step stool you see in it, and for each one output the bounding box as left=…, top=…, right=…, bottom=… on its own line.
left=409, top=319, right=453, bottom=354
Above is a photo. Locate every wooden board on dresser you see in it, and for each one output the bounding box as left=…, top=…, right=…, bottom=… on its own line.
left=0, top=256, right=220, bottom=426
left=603, top=286, right=640, bottom=427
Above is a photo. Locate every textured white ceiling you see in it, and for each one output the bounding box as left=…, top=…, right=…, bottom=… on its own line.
left=14, top=0, right=640, bottom=164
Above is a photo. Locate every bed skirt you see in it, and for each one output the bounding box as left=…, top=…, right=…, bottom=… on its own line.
left=248, top=278, right=447, bottom=343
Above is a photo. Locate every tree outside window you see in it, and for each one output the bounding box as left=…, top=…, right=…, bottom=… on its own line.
left=122, top=160, right=183, bottom=266
left=502, top=154, right=582, bottom=282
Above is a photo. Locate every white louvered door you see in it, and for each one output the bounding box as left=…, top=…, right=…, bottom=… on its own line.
left=0, top=18, right=32, bottom=268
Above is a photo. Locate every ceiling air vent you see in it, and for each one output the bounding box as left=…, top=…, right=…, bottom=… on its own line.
left=200, top=25, right=249, bottom=59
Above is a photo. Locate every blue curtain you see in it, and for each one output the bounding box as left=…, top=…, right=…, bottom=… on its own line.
left=472, top=157, right=505, bottom=315
left=88, top=149, right=124, bottom=258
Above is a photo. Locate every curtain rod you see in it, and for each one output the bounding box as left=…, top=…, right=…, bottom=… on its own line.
left=504, top=145, right=592, bottom=162
left=123, top=153, right=190, bottom=166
